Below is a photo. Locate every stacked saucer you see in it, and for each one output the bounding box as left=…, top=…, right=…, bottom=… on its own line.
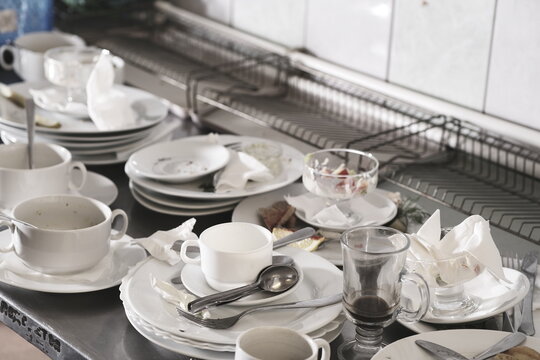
left=120, top=246, right=344, bottom=359
left=0, top=82, right=176, bottom=165
left=125, top=135, right=305, bottom=216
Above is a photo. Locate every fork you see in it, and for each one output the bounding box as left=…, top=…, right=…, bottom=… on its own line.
left=501, top=250, right=523, bottom=332
left=176, top=293, right=342, bottom=329
left=224, top=142, right=242, bottom=152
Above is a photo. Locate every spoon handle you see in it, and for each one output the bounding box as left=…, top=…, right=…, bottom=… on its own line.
left=273, top=227, right=316, bottom=249
left=188, top=282, right=260, bottom=313
left=24, top=98, right=35, bottom=169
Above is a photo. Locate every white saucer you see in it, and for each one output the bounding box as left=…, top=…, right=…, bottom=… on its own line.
left=130, top=183, right=236, bottom=216
left=294, top=189, right=398, bottom=231
left=74, top=171, right=118, bottom=205
left=128, top=139, right=230, bottom=183
left=180, top=258, right=304, bottom=306
left=372, top=329, right=540, bottom=360
left=421, top=267, right=528, bottom=324
left=0, top=232, right=146, bottom=293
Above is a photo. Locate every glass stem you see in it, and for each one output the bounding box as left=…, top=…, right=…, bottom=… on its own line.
left=354, top=326, right=383, bottom=352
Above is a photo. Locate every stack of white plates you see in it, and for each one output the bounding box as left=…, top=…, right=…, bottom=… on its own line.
left=0, top=82, right=178, bottom=165
left=124, top=135, right=305, bottom=216
left=120, top=246, right=345, bottom=359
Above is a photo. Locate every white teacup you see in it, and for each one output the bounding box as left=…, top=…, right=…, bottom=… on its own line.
left=0, top=143, right=87, bottom=210
left=0, top=31, right=85, bottom=82
left=0, top=194, right=128, bottom=274
left=180, top=222, right=273, bottom=291
left=235, top=326, right=330, bottom=360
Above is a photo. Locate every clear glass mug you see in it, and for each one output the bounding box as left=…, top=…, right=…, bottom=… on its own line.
left=339, top=226, right=430, bottom=360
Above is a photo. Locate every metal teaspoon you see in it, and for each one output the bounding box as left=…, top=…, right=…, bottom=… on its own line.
left=187, top=265, right=299, bottom=313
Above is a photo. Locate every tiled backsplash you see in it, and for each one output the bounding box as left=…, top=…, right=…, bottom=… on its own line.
left=170, top=0, right=540, bottom=133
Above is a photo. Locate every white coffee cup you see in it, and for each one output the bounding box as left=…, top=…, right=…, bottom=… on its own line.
left=0, top=31, right=85, bottom=82
left=235, top=326, right=330, bottom=360
left=0, top=194, right=128, bottom=274
left=0, top=143, right=87, bottom=210
left=180, top=222, right=273, bottom=291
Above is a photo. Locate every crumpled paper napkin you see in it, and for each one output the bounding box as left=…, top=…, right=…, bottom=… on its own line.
left=214, top=151, right=273, bottom=193
left=285, top=191, right=396, bottom=227
left=86, top=52, right=135, bottom=130
left=408, top=210, right=508, bottom=286
left=136, top=218, right=197, bottom=265
left=150, top=275, right=210, bottom=318
left=29, top=87, right=88, bottom=116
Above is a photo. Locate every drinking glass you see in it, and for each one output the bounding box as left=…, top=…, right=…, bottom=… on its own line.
left=302, top=148, right=379, bottom=225
left=43, top=46, right=105, bottom=104
left=339, top=226, right=430, bottom=360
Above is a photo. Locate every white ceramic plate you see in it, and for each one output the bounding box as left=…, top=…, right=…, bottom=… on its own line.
left=294, top=189, right=398, bottom=231
left=124, top=135, right=304, bottom=200
left=372, top=329, right=540, bottom=360
left=131, top=182, right=242, bottom=210
left=5, top=82, right=168, bottom=135
left=74, top=171, right=118, bottom=206
left=130, top=183, right=236, bottom=216
left=128, top=139, right=230, bottom=183
left=421, top=267, right=528, bottom=324
left=180, top=257, right=304, bottom=306
left=124, top=305, right=345, bottom=359
left=0, top=234, right=146, bottom=293
left=120, top=246, right=342, bottom=345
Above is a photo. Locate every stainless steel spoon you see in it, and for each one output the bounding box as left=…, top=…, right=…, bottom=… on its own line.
left=24, top=98, right=35, bottom=169
left=187, top=264, right=299, bottom=313
left=0, top=213, right=38, bottom=229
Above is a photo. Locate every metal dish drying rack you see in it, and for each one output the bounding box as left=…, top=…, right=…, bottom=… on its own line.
left=94, top=2, right=540, bottom=243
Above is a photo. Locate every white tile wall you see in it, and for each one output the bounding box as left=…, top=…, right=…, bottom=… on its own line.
left=231, top=0, right=307, bottom=48
left=305, top=0, right=392, bottom=79
left=388, top=0, right=495, bottom=110
left=485, top=0, right=540, bottom=130
left=171, top=0, right=232, bottom=24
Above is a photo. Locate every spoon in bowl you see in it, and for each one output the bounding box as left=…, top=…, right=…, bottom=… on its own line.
left=0, top=213, right=38, bottom=229
left=187, top=264, right=299, bottom=313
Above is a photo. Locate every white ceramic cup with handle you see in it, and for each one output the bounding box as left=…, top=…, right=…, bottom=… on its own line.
left=0, top=194, right=128, bottom=274
left=235, top=326, right=331, bottom=360
left=180, top=222, right=273, bottom=291
left=0, top=31, right=85, bottom=82
left=0, top=143, right=87, bottom=210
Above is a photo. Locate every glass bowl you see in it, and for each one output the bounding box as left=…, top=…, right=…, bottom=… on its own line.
left=302, top=148, right=379, bottom=200
left=406, top=252, right=485, bottom=317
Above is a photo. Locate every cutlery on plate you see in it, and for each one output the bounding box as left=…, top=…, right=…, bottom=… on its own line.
left=177, top=293, right=342, bottom=329
left=416, top=332, right=526, bottom=360
left=518, top=251, right=538, bottom=336
left=187, top=264, right=299, bottom=313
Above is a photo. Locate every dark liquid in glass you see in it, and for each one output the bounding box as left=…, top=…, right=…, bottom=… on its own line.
left=344, top=295, right=396, bottom=325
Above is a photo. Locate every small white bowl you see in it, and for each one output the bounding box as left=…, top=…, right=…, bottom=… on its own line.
left=128, top=139, right=230, bottom=183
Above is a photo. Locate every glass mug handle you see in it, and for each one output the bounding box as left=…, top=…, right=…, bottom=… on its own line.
left=179, top=239, right=201, bottom=264
left=0, top=220, right=14, bottom=252
left=397, top=272, right=430, bottom=323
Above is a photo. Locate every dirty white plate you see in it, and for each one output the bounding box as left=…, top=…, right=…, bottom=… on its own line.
left=128, top=139, right=230, bottom=183
left=73, top=171, right=118, bottom=205
left=372, top=329, right=540, bottom=360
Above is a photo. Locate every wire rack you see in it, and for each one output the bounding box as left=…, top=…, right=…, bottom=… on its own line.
left=93, top=3, right=540, bottom=244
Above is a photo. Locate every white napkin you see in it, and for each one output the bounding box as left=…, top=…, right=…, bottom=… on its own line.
left=86, top=52, right=135, bottom=130
left=29, top=87, right=87, bottom=115
left=409, top=210, right=508, bottom=285
left=150, top=275, right=210, bottom=318
left=136, top=218, right=197, bottom=265
left=285, top=191, right=396, bottom=227
left=0, top=239, right=126, bottom=283
left=214, top=151, right=274, bottom=193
